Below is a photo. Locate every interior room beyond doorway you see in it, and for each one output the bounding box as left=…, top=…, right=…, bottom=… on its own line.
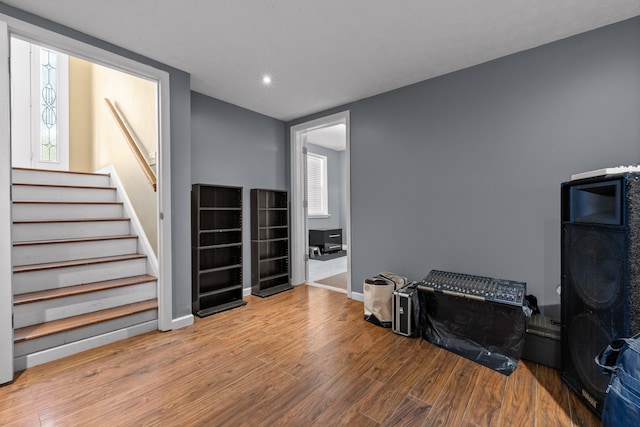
left=305, top=123, right=348, bottom=293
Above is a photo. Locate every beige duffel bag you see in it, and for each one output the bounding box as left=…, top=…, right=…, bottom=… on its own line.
left=363, top=272, right=407, bottom=327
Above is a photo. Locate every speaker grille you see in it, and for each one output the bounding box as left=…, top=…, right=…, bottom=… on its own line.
left=568, top=228, right=624, bottom=310
left=562, top=223, right=629, bottom=413
left=567, top=313, right=611, bottom=401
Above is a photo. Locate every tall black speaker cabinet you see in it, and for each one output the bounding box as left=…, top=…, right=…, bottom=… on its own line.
left=250, top=188, right=292, bottom=297
left=192, top=184, right=247, bottom=317
left=561, top=172, right=640, bottom=416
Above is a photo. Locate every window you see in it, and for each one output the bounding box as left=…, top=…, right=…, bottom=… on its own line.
left=10, top=38, right=68, bottom=170
left=307, top=152, right=328, bottom=217
left=39, top=48, right=59, bottom=162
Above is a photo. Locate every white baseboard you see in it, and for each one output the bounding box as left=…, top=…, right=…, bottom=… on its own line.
left=350, top=291, right=364, bottom=302
left=14, top=321, right=157, bottom=372
left=243, top=287, right=251, bottom=297
left=172, top=314, right=194, bottom=330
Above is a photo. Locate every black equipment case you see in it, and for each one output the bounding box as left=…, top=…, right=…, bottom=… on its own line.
left=393, top=282, right=417, bottom=336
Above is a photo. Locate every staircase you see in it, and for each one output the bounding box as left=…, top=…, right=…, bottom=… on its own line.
left=11, top=167, right=158, bottom=371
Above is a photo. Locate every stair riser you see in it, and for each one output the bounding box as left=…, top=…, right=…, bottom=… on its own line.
left=13, top=321, right=157, bottom=371
left=14, top=309, right=157, bottom=357
left=13, top=281, right=157, bottom=328
left=12, top=203, right=123, bottom=221
left=13, top=258, right=148, bottom=294
left=13, top=238, right=138, bottom=266
left=12, top=185, right=117, bottom=203
left=12, top=169, right=111, bottom=188
left=12, top=220, right=131, bottom=242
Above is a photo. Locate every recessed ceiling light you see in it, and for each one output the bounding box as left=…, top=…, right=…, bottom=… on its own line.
left=262, top=75, right=272, bottom=85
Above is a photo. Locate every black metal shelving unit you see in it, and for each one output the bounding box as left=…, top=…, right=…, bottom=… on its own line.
left=192, top=184, right=247, bottom=317
left=250, top=188, right=292, bottom=297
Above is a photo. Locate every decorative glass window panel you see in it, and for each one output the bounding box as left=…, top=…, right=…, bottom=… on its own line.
left=39, top=48, right=58, bottom=163
left=307, top=152, right=328, bottom=216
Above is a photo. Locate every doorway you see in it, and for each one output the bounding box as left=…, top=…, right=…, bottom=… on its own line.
left=290, top=111, right=352, bottom=297
left=0, top=14, right=174, bottom=383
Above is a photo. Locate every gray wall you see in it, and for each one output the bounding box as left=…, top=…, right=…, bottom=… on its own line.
left=191, top=92, right=287, bottom=290
left=289, top=16, right=640, bottom=308
left=0, top=3, right=194, bottom=319
left=307, top=143, right=347, bottom=232
left=14, top=2, right=640, bottom=314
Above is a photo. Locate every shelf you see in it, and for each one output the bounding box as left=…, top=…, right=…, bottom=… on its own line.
left=251, top=188, right=291, bottom=297
left=199, top=242, right=242, bottom=250
left=257, top=226, right=288, bottom=241
left=197, top=185, right=242, bottom=209
left=251, top=283, right=293, bottom=298
left=199, top=263, right=242, bottom=274
left=259, top=255, right=288, bottom=263
left=199, top=229, right=242, bottom=247
left=199, top=211, right=241, bottom=230
left=192, top=183, right=245, bottom=317
left=259, top=272, right=289, bottom=282
left=200, top=284, right=243, bottom=298
left=196, top=299, right=247, bottom=318
left=254, top=237, right=288, bottom=243
left=200, top=207, right=242, bottom=211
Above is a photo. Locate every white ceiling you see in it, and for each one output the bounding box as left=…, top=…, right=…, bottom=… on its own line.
left=4, top=1, right=640, bottom=121
left=307, top=124, right=346, bottom=152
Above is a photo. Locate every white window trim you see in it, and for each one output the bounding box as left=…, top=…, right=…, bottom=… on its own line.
left=31, top=45, right=69, bottom=169
left=307, top=152, right=328, bottom=217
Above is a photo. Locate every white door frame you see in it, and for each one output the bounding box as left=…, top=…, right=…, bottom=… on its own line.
left=0, top=19, right=14, bottom=384
left=290, top=111, right=351, bottom=297
left=0, top=13, right=174, bottom=359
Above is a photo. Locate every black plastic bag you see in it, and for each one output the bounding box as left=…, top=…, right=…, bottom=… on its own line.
left=414, top=289, right=527, bottom=376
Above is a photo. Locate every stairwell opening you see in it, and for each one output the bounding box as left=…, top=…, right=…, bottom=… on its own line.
left=9, top=36, right=163, bottom=371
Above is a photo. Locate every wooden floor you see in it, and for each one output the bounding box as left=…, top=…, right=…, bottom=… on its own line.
left=1, top=284, right=600, bottom=426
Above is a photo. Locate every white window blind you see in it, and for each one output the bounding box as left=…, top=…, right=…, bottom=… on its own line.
left=307, top=152, right=328, bottom=216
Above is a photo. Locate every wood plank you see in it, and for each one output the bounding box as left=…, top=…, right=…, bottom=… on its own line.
left=567, top=389, right=601, bottom=427
left=364, top=336, right=420, bottom=382
left=12, top=182, right=115, bottom=190
left=13, top=274, right=157, bottom=305
left=252, top=368, right=361, bottom=426
left=12, top=167, right=110, bottom=177
left=497, top=360, right=538, bottom=427
left=14, top=299, right=157, bottom=342
left=409, top=342, right=459, bottom=403
left=13, top=253, right=146, bottom=273
left=12, top=200, right=122, bottom=205
left=13, top=234, right=137, bottom=247
left=423, top=357, right=483, bottom=426
left=535, top=364, right=572, bottom=426
left=460, top=363, right=507, bottom=426
left=383, top=395, right=432, bottom=426
left=13, top=218, right=130, bottom=224
left=357, top=339, right=434, bottom=423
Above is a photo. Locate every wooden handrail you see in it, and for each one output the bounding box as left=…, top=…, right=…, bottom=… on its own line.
left=104, top=98, right=157, bottom=192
